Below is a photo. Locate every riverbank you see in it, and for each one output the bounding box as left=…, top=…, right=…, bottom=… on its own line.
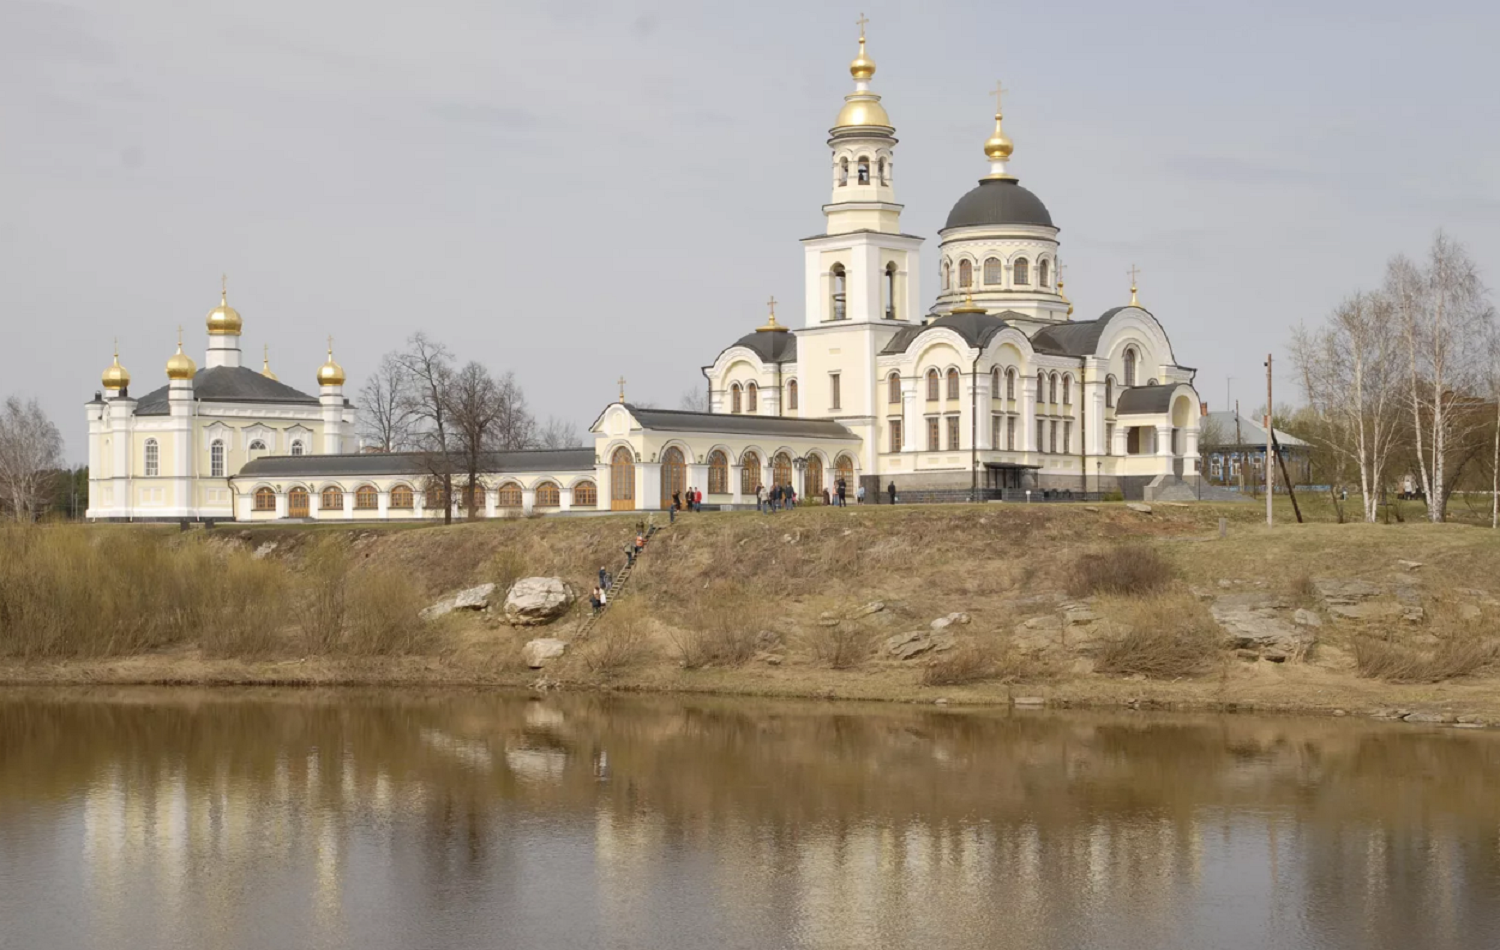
left=3, top=503, right=1499, bottom=723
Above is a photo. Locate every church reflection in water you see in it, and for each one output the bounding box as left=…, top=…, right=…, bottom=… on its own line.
left=3, top=691, right=1500, bottom=950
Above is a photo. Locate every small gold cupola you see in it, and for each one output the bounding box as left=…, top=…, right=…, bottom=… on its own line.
left=261, top=344, right=279, bottom=381
left=165, top=328, right=196, bottom=380
left=983, top=81, right=1015, bottom=179
left=101, top=341, right=130, bottom=392
left=206, top=274, right=243, bottom=336
left=755, top=295, right=789, bottom=333
left=317, top=336, right=345, bottom=387
left=832, top=15, right=891, bottom=130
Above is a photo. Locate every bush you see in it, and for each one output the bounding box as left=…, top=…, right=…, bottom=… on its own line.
left=807, top=622, right=873, bottom=670
left=200, top=557, right=289, bottom=657
left=921, top=641, right=996, bottom=686
left=1353, top=636, right=1498, bottom=683
left=668, top=588, right=763, bottom=669
left=1067, top=545, right=1174, bottom=598
left=297, top=540, right=348, bottom=654
left=1095, top=601, right=1220, bottom=679
left=581, top=601, right=653, bottom=678
left=345, top=566, right=428, bottom=655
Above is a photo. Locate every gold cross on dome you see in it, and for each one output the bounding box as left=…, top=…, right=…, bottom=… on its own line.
left=618, top=376, right=627, bottom=402
left=856, top=12, right=869, bottom=38
left=327, top=334, right=334, bottom=356
left=1128, top=264, right=1140, bottom=287
left=221, top=273, right=227, bottom=295
left=176, top=325, right=183, bottom=346
left=767, top=295, right=777, bottom=317
left=991, top=80, right=1006, bottom=114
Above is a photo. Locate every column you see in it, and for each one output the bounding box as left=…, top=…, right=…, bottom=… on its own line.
left=1020, top=377, right=1037, bottom=453
left=972, top=371, right=992, bottom=450
left=559, top=488, right=572, bottom=512
left=343, top=490, right=354, bottom=520
left=309, top=491, right=321, bottom=518
left=378, top=490, right=390, bottom=519
left=275, top=492, right=287, bottom=519
left=521, top=489, right=535, bottom=515
left=1184, top=427, right=1201, bottom=475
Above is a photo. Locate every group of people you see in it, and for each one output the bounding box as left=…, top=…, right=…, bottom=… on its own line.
left=754, top=483, right=798, bottom=512
left=669, top=487, right=703, bottom=523
left=593, top=526, right=650, bottom=614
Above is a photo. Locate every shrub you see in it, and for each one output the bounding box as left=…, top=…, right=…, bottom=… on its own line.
left=1353, top=636, right=1498, bottom=684
left=200, top=557, right=289, bottom=657
left=297, top=539, right=348, bottom=654
left=1067, top=545, right=1174, bottom=598
left=345, top=566, right=428, bottom=655
left=581, top=602, right=653, bottom=678
left=1095, top=601, right=1220, bottom=679
left=668, top=588, right=763, bottom=669
left=921, top=641, right=996, bottom=686
left=807, top=622, right=874, bottom=670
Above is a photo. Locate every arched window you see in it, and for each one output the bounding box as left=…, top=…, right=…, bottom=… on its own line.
left=740, top=451, right=762, bottom=494
left=497, top=482, right=523, bottom=508
left=660, top=447, right=686, bottom=509
left=1106, top=376, right=1116, bottom=408
left=288, top=487, right=309, bottom=518
left=830, top=264, right=847, bottom=320
left=731, top=383, right=742, bottom=414
left=1006, top=368, right=1016, bottom=400
left=535, top=482, right=560, bottom=507
left=990, top=366, right=1000, bottom=396
left=1049, top=373, right=1058, bottom=404
left=210, top=440, right=225, bottom=478
left=946, top=368, right=960, bottom=401
left=885, top=262, right=897, bottom=319
left=707, top=450, right=729, bottom=494
left=390, top=485, right=414, bottom=509
left=1013, top=258, right=1030, bottom=286
left=321, top=486, right=343, bottom=511
left=983, top=257, right=1003, bottom=285
left=254, top=487, right=275, bottom=511
left=839, top=157, right=849, bottom=186
left=877, top=156, right=887, bottom=184
left=1039, top=259, right=1050, bottom=287
left=355, top=485, right=378, bottom=509
left=805, top=454, right=824, bottom=499
left=1062, top=375, right=1072, bottom=405
left=144, top=439, right=159, bottom=477
left=573, top=480, right=597, bottom=508
left=248, top=440, right=266, bottom=454
left=787, top=379, right=798, bottom=410
left=772, top=452, right=792, bottom=489
left=1036, top=371, right=1045, bottom=401
left=958, top=259, right=973, bottom=289
left=290, top=441, right=304, bottom=457
left=611, top=447, right=635, bottom=510
left=857, top=156, right=870, bottom=184
left=746, top=381, right=758, bottom=413
left=942, top=260, right=951, bottom=291
left=835, top=455, right=855, bottom=489
left=888, top=372, right=901, bottom=404
left=1124, top=347, right=1138, bottom=387
left=926, top=369, right=940, bottom=402
left=424, top=483, right=447, bottom=510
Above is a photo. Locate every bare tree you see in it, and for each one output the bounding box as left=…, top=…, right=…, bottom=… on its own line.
left=535, top=415, right=584, bottom=449
left=396, top=333, right=456, bottom=525
left=486, top=370, right=535, bottom=451
left=0, top=396, right=63, bottom=522
left=1291, top=292, right=1404, bottom=522
left=1390, top=233, right=1496, bottom=521
left=444, top=362, right=506, bottom=519
left=678, top=387, right=708, bottom=412
left=357, top=352, right=417, bottom=452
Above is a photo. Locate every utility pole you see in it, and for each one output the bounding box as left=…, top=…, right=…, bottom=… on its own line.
left=1265, top=354, right=1273, bottom=527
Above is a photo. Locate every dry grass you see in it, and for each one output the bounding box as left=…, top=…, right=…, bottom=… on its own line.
left=665, top=585, right=766, bottom=669
left=1067, top=544, right=1175, bottom=598
left=806, top=621, right=875, bottom=670
left=580, top=600, right=654, bottom=678
left=345, top=566, right=428, bottom=655
left=199, top=558, right=289, bottom=657
left=296, top=540, right=348, bottom=654
left=921, top=641, right=997, bottom=686
left=1352, top=606, right=1500, bottom=683
left=1094, top=598, right=1222, bottom=679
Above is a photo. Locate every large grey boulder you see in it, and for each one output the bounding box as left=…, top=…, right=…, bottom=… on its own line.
left=1210, top=592, right=1314, bottom=661
left=522, top=638, right=568, bottom=669
left=504, top=577, right=576, bottom=626
left=420, top=582, right=498, bottom=620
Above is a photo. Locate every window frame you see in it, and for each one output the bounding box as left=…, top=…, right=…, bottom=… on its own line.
left=946, top=368, right=960, bottom=401
left=946, top=415, right=960, bottom=451
left=144, top=438, right=159, bottom=477
left=321, top=486, right=343, bottom=511
left=1014, top=257, right=1030, bottom=286
left=926, top=417, right=939, bottom=452
left=983, top=257, right=1003, bottom=285
left=926, top=369, right=940, bottom=402
left=355, top=485, right=378, bottom=510
left=254, top=487, right=276, bottom=512
left=210, top=439, right=225, bottom=478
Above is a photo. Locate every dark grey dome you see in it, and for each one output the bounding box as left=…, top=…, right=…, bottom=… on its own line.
left=943, top=178, right=1054, bottom=230
left=727, top=329, right=797, bottom=364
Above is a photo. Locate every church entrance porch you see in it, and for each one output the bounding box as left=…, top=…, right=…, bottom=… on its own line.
left=611, top=447, right=635, bottom=511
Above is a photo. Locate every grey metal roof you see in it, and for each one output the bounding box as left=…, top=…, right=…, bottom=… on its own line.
left=1202, top=411, right=1309, bottom=448
left=879, top=310, right=1019, bottom=355
left=723, top=329, right=798, bottom=364
left=942, top=178, right=1054, bottom=231
left=1114, top=384, right=1179, bottom=415
left=1030, top=318, right=1109, bottom=357
left=624, top=405, right=859, bottom=440
left=134, top=366, right=320, bottom=416
left=233, top=448, right=596, bottom=480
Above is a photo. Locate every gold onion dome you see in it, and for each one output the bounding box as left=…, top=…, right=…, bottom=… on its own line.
left=833, top=22, right=890, bottom=129
left=951, top=292, right=987, bottom=314
left=101, top=346, right=130, bottom=391
left=984, top=113, right=1014, bottom=161
left=206, top=290, right=242, bottom=336
left=849, top=34, right=876, bottom=81
left=317, top=341, right=345, bottom=387
left=165, top=339, right=196, bottom=380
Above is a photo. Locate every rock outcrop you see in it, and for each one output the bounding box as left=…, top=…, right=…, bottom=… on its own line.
left=420, top=582, right=499, bottom=620
left=1210, top=592, right=1315, bottom=661
left=503, top=577, right=576, bottom=626
left=521, top=638, right=568, bottom=669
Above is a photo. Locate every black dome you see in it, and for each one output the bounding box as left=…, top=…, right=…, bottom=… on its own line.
left=727, top=329, right=797, bottom=364
left=943, top=178, right=1054, bottom=230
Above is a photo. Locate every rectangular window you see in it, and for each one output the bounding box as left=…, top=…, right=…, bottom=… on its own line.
left=1105, top=423, right=1114, bottom=455
left=1049, top=421, right=1058, bottom=455
left=1036, top=420, right=1044, bottom=454
left=947, top=415, right=960, bottom=451
left=1007, top=416, right=1016, bottom=451
left=1063, top=421, right=1072, bottom=455
left=889, top=419, right=902, bottom=453
left=830, top=373, right=841, bottom=411
left=927, top=417, right=939, bottom=452
left=991, top=413, right=1001, bottom=450
left=144, top=440, right=159, bottom=477
left=210, top=441, right=225, bottom=478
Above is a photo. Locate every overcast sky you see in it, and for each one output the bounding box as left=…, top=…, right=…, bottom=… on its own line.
left=5, top=0, right=1499, bottom=462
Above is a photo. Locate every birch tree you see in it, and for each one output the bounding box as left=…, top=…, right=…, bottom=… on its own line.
left=1389, top=233, right=1496, bottom=521
left=0, top=396, right=63, bottom=521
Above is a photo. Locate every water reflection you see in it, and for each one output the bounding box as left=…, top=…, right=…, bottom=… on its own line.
left=1, top=690, right=1498, bottom=950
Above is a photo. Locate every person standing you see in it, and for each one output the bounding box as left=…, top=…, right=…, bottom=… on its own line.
left=887, top=481, right=897, bottom=505
left=837, top=479, right=847, bottom=507
left=598, top=566, right=608, bottom=590
left=756, top=483, right=766, bottom=513
left=857, top=483, right=866, bottom=505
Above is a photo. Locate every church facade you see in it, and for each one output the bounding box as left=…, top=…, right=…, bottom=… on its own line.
left=90, top=27, right=1201, bottom=522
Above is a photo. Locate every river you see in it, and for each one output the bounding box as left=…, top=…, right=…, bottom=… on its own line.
left=1, top=689, right=1497, bottom=949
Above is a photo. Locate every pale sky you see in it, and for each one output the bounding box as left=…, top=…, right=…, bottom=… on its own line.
left=4, top=0, right=1499, bottom=462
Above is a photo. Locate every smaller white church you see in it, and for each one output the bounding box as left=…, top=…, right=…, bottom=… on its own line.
left=89, top=24, right=1202, bottom=523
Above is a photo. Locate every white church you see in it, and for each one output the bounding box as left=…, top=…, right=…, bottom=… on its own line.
left=86, top=26, right=1201, bottom=522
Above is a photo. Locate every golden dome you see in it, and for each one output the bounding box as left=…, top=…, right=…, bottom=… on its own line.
left=101, top=344, right=130, bottom=391
left=316, top=340, right=345, bottom=387
left=261, top=345, right=279, bottom=381
left=951, top=292, right=987, bottom=315
left=206, top=290, right=242, bottom=336
left=849, top=35, right=876, bottom=81
left=984, top=114, right=1013, bottom=161
left=834, top=94, right=891, bottom=129
left=165, top=339, right=196, bottom=380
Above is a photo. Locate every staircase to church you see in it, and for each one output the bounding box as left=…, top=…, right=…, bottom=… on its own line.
left=576, top=520, right=662, bottom=640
